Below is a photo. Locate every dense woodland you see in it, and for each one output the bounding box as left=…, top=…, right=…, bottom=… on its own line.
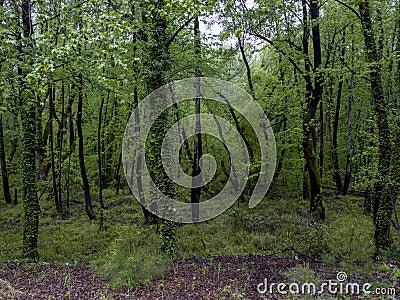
left=1, top=0, right=400, bottom=297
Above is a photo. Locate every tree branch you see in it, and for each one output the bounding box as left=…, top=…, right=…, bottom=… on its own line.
left=331, top=0, right=362, bottom=21
left=166, top=15, right=195, bottom=47
left=249, top=32, right=313, bottom=89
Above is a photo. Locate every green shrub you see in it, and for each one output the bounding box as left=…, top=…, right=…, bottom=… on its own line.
left=94, top=225, right=169, bottom=289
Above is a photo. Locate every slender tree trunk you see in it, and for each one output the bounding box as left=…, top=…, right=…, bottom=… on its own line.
left=0, top=116, right=12, bottom=204
left=57, top=80, right=66, bottom=212
left=131, top=87, right=151, bottom=223
left=332, top=29, right=346, bottom=192
left=359, top=0, right=392, bottom=252
left=97, top=92, right=105, bottom=209
left=105, top=95, right=115, bottom=186
left=273, top=117, right=287, bottom=181
left=319, top=87, right=324, bottom=179
left=238, top=35, right=255, bottom=99
left=77, top=75, right=96, bottom=220
left=49, top=85, right=61, bottom=212
left=37, top=96, right=46, bottom=180
left=342, top=74, right=355, bottom=195
left=8, top=111, right=18, bottom=163
left=332, top=76, right=343, bottom=191
left=191, top=16, right=202, bottom=222
left=65, top=84, right=75, bottom=213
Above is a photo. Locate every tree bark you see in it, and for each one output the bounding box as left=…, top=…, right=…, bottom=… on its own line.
left=77, top=75, right=96, bottom=220
left=97, top=92, right=105, bottom=210
left=191, top=16, right=202, bottom=222
left=302, top=0, right=325, bottom=221
left=359, top=0, right=392, bottom=252
left=332, top=76, right=343, bottom=191
left=238, top=35, right=255, bottom=99
left=0, top=116, right=12, bottom=204
left=21, top=0, right=40, bottom=260
left=49, top=85, right=61, bottom=212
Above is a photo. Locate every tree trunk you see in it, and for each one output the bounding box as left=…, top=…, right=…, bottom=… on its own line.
left=97, top=92, right=105, bottom=210
left=65, top=84, right=76, bottom=213
left=77, top=75, right=96, bottom=220
left=342, top=74, right=355, bottom=195
left=36, top=95, right=46, bottom=180
left=191, top=16, right=202, bottom=222
left=359, top=0, right=392, bottom=252
left=238, top=35, right=255, bottom=99
left=104, top=94, right=115, bottom=186
left=0, top=1, right=11, bottom=205
left=302, top=0, right=325, bottom=221
left=57, top=80, right=66, bottom=212
left=144, top=1, right=176, bottom=254
left=0, top=116, right=12, bottom=204
left=332, top=76, right=344, bottom=191
left=49, top=85, right=61, bottom=212
left=21, top=0, right=40, bottom=260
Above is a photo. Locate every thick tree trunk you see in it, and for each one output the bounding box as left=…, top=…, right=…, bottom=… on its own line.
left=359, top=0, right=392, bottom=252
left=391, top=3, right=400, bottom=200
left=21, top=102, right=40, bottom=259
left=77, top=75, right=96, bottom=220
left=144, top=1, right=176, bottom=254
left=0, top=1, right=10, bottom=205
left=21, top=0, right=40, bottom=260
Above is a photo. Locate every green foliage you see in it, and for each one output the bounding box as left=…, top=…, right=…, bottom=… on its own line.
left=296, top=224, right=333, bottom=260
left=328, top=214, right=375, bottom=261
left=284, top=264, right=321, bottom=286
left=94, top=225, right=169, bottom=289
left=380, top=240, right=400, bottom=261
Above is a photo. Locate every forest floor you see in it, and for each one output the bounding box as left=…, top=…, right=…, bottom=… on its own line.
left=1, top=255, right=400, bottom=299
left=2, top=190, right=400, bottom=299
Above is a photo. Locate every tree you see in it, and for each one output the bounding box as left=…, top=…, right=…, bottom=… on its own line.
left=358, top=0, right=392, bottom=252
left=20, top=0, right=40, bottom=260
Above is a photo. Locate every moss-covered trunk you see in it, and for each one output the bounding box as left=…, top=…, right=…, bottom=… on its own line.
left=359, top=0, right=392, bottom=252
left=302, top=0, right=325, bottom=222
left=143, top=0, right=176, bottom=254
left=20, top=0, right=40, bottom=260
left=21, top=101, right=40, bottom=260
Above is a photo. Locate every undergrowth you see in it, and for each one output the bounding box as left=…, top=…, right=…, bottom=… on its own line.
left=0, top=187, right=400, bottom=289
